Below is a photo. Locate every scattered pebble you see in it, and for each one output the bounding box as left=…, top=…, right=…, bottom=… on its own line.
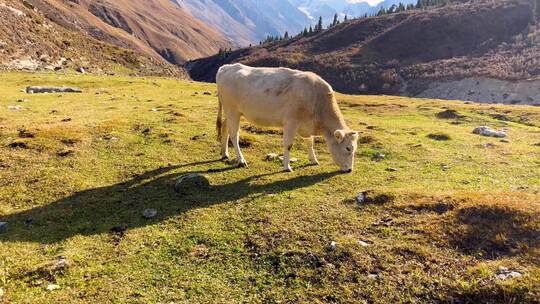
left=356, top=192, right=368, bottom=204
left=385, top=167, right=398, bottom=172
left=372, top=153, right=385, bottom=161
left=441, top=164, right=450, bottom=171
left=328, top=241, right=337, bottom=251
left=367, top=273, right=379, bottom=279
left=265, top=153, right=279, bottom=161
left=0, top=222, right=7, bottom=233
left=203, top=91, right=212, bottom=95
left=46, top=284, right=60, bottom=291
left=473, top=126, right=507, bottom=138
left=358, top=240, right=370, bottom=247
left=150, top=108, right=159, bottom=112
left=500, top=139, right=510, bottom=143
left=7, top=105, right=23, bottom=111
left=17, top=98, right=28, bottom=103
left=142, top=208, right=157, bottom=219
left=495, top=266, right=522, bottom=281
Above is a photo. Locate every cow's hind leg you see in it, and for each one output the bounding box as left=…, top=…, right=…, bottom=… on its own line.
left=307, top=136, right=319, bottom=165
left=227, top=111, right=247, bottom=168
left=282, top=123, right=298, bottom=172
left=220, top=119, right=229, bottom=160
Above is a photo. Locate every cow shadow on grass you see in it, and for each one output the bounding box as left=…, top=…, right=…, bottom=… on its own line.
left=0, top=159, right=340, bottom=244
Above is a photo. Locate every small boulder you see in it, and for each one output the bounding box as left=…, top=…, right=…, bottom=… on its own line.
left=174, top=173, right=210, bottom=194
left=495, top=266, right=522, bottom=281
left=473, top=126, right=507, bottom=138
left=142, top=208, right=157, bottom=219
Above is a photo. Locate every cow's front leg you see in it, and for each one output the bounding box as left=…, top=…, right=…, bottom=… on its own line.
left=282, top=123, right=298, bottom=172
left=307, top=136, right=319, bottom=165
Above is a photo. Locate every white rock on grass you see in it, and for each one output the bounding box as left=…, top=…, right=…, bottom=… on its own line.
left=7, top=105, right=23, bottom=111
left=473, top=126, right=507, bottom=138
left=358, top=240, right=370, bottom=247
left=46, top=284, right=60, bottom=291
left=495, top=266, right=522, bottom=281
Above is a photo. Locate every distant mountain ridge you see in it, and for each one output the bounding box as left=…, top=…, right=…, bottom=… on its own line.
left=175, top=0, right=311, bottom=46
left=292, top=0, right=418, bottom=24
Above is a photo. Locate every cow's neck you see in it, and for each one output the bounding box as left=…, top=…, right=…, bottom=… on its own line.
left=320, top=102, right=347, bottom=137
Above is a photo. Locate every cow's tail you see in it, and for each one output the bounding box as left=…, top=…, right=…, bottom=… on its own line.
left=216, top=90, right=223, bottom=142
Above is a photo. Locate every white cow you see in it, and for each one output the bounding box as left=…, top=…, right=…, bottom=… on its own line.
left=216, top=63, right=359, bottom=173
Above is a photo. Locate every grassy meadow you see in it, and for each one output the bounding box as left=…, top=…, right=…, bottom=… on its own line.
left=0, top=72, right=539, bottom=303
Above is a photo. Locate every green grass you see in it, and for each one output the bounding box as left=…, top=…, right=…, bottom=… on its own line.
left=0, top=71, right=539, bottom=303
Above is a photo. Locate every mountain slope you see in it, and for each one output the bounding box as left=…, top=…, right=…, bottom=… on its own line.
left=0, top=0, right=183, bottom=76
left=187, top=0, right=540, bottom=104
left=26, top=0, right=233, bottom=64
left=175, top=0, right=311, bottom=46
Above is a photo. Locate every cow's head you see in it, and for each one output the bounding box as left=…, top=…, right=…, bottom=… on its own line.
left=327, top=129, right=359, bottom=173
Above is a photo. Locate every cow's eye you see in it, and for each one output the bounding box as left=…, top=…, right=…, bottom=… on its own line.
left=346, top=147, right=352, bottom=152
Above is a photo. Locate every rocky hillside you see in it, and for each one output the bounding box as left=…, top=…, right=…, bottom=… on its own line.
left=187, top=0, right=540, bottom=105
left=0, top=0, right=185, bottom=76
left=28, top=0, right=232, bottom=64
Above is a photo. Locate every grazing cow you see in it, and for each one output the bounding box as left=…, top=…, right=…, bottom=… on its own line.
left=216, top=63, right=359, bottom=173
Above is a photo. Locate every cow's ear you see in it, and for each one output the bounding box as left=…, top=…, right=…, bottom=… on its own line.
left=334, top=129, right=345, bottom=143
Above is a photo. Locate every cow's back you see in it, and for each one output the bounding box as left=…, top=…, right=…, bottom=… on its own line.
left=216, top=64, right=334, bottom=130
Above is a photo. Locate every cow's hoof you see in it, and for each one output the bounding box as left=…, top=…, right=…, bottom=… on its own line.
left=220, top=155, right=229, bottom=161
left=237, top=161, right=248, bottom=168
left=310, top=160, right=320, bottom=166
left=284, top=167, right=293, bottom=173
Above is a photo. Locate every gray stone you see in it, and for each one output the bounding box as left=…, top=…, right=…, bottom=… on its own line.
left=373, top=153, right=385, bottom=161
left=26, top=86, right=82, bottom=94
left=495, top=266, right=522, bottom=280
left=174, top=173, right=210, bottom=194
left=76, top=67, right=86, bottom=74
left=142, top=208, right=157, bottom=219
left=0, top=222, right=7, bottom=233
left=356, top=192, right=368, bottom=204
left=328, top=241, right=337, bottom=251
left=473, top=126, right=507, bottom=138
